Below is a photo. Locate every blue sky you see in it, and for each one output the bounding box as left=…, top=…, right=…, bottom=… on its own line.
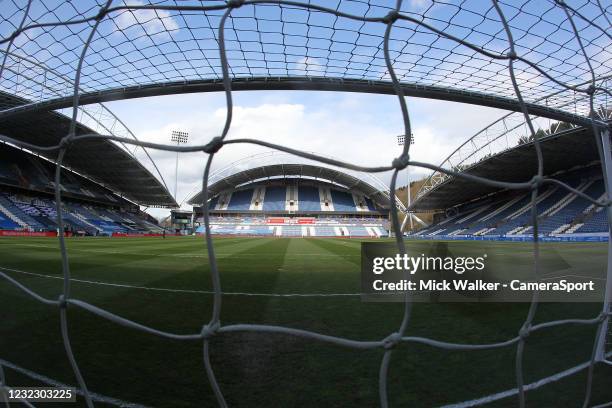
left=1, top=0, right=608, bottom=110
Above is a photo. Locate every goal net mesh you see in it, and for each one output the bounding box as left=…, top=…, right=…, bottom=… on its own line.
left=0, top=1, right=610, bottom=407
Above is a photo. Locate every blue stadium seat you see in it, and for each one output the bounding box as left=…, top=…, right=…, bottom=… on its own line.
left=0, top=211, right=19, bottom=229
left=416, top=168, right=609, bottom=239
left=281, top=226, right=302, bottom=237
left=313, top=226, right=336, bottom=236
left=365, top=198, right=376, bottom=211
left=330, top=190, right=356, bottom=211
left=298, top=186, right=320, bottom=211
left=0, top=190, right=161, bottom=235
left=346, top=226, right=369, bottom=236
left=208, top=196, right=219, bottom=210
left=228, top=189, right=253, bottom=211
left=577, top=210, right=608, bottom=233
left=263, top=187, right=286, bottom=211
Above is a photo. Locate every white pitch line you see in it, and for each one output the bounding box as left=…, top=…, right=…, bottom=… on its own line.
left=0, top=359, right=150, bottom=408
left=0, top=266, right=362, bottom=297
left=0, top=243, right=359, bottom=258
left=539, top=273, right=607, bottom=281
left=442, top=351, right=612, bottom=408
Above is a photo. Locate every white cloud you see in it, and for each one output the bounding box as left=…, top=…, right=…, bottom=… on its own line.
left=294, top=57, right=324, bottom=74
left=408, top=0, right=429, bottom=12
left=114, top=0, right=179, bottom=39
left=107, top=92, right=506, bottom=219
left=133, top=101, right=400, bottom=205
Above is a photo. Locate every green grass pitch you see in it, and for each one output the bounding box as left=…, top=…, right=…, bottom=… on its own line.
left=1, top=236, right=611, bottom=407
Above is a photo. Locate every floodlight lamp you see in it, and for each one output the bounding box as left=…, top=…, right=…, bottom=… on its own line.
left=171, top=130, right=189, bottom=144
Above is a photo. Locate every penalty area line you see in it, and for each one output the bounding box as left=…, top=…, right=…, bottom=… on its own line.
left=0, top=266, right=362, bottom=298
left=0, top=358, right=150, bottom=408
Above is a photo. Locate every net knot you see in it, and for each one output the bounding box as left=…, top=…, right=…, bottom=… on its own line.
left=382, top=11, right=400, bottom=24
left=506, top=50, right=518, bottom=60
left=227, top=0, right=245, bottom=9
left=586, top=85, right=596, bottom=96
left=203, top=137, right=224, bottom=154
left=8, top=29, right=22, bottom=42
left=94, top=7, right=107, bottom=21
left=392, top=155, right=410, bottom=170
left=598, top=312, right=608, bottom=323
left=382, top=332, right=401, bottom=350
left=59, top=134, right=75, bottom=149
left=201, top=322, right=220, bottom=339
left=530, top=175, right=543, bottom=189
left=58, top=294, right=68, bottom=309
left=518, top=325, right=530, bottom=340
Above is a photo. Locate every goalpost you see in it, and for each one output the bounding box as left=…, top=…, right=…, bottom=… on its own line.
left=0, top=1, right=610, bottom=407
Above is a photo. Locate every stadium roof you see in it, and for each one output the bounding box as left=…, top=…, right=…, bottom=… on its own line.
left=0, top=91, right=176, bottom=207
left=411, top=126, right=600, bottom=211
left=187, top=163, right=391, bottom=207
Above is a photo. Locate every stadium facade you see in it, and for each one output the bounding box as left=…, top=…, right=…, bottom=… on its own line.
left=2, top=104, right=608, bottom=241
left=188, top=163, right=391, bottom=238
left=1, top=96, right=609, bottom=242
left=410, top=124, right=610, bottom=241
left=0, top=91, right=175, bottom=236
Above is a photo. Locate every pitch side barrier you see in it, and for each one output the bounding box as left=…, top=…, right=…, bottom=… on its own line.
left=194, top=232, right=377, bottom=239
left=111, top=232, right=180, bottom=238
left=406, top=235, right=609, bottom=243
left=0, top=231, right=177, bottom=238
left=0, top=230, right=71, bottom=237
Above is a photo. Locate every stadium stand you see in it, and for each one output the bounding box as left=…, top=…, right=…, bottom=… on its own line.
left=330, top=189, right=357, bottom=212
left=0, top=143, right=165, bottom=236
left=298, top=186, right=321, bottom=212
left=280, top=225, right=303, bottom=237
left=262, top=186, right=286, bottom=211
left=195, top=216, right=388, bottom=238
left=227, top=189, right=254, bottom=211
left=412, top=165, right=608, bottom=239
left=189, top=165, right=391, bottom=238
left=366, top=198, right=376, bottom=212
left=0, top=190, right=164, bottom=236
left=577, top=208, right=608, bottom=234
left=0, top=209, right=19, bottom=230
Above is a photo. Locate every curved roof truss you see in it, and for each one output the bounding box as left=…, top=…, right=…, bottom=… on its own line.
left=0, top=49, right=171, bottom=197
left=415, top=78, right=612, bottom=202
left=188, top=163, right=400, bottom=211
left=0, top=77, right=601, bottom=127
left=0, top=91, right=177, bottom=207
left=411, top=126, right=601, bottom=211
